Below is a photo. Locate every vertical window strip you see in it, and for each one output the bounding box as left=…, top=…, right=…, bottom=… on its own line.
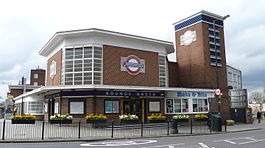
left=208, top=24, right=222, bottom=67
left=62, top=45, right=103, bottom=85
left=159, top=55, right=167, bottom=87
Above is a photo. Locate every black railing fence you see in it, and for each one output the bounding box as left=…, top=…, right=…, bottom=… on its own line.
left=0, top=120, right=226, bottom=140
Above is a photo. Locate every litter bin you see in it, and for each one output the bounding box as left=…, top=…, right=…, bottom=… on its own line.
left=211, top=114, right=222, bottom=132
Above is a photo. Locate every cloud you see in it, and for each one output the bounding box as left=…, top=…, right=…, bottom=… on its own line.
left=0, top=0, right=265, bottom=98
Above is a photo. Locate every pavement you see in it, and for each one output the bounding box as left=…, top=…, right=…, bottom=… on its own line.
left=0, top=118, right=265, bottom=143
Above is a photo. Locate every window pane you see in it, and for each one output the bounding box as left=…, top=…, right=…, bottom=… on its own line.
left=193, top=99, right=198, bottom=112
left=159, top=55, right=166, bottom=65
left=70, top=101, right=84, bottom=114
left=84, top=47, right=92, bottom=58
left=84, top=80, right=92, bottom=84
left=182, top=99, right=189, bottom=112
left=65, top=49, right=74, bottom=59
left=74, top=60, right=82, bottom=72
left=94, top=80, right=101, bottom=84
left=75, top=48, right=83, bottom=59
left=113, top=101, right=119, bottom=113
left=105, top=101, right=113, bottom=113
left=27, top=102, right=43, bottom=114
left=174, top=99, right=181, bottom=113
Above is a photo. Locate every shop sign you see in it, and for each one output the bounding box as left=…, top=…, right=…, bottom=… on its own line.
left=121, top=55, right=145, bottom=75
left=180, top=30, right=196, bottom=46
left=49, top=60, right=56, bottom=79
left=176, top=92, right=207, bottom=98
left=44, top=91, right=163, bottom=98
left=104, top=91, right=161, bottom=97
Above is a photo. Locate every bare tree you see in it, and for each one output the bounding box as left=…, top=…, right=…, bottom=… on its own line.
left=249, top=91, right=263, bottom=104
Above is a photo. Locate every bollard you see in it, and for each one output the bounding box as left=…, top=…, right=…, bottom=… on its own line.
left=78, top=120, right=81, bottom=139
left=2, top=120, right=5, bottom=140
left=167, top=120, right=170, bottom=135
left=225, top=121, right=227, bottom=132
left=111, top=120, right=114, bottom=138
left=141, top=122, right=143, bottom=137
left=209, top=119, right=212, bottom=133
left=42, top=121, right=45, bottom=140
left=190, top=119, right=193, bottom=134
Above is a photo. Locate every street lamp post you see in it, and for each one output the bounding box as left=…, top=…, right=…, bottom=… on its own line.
left=213, top=15, right=230, bottom=115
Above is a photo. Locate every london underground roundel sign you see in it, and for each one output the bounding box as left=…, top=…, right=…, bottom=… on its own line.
left=121, top=55, right=145, bottom=75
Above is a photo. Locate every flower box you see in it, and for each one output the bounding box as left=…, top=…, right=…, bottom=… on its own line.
left=149, top=119, right=166, bottom=123
left=147, top=113, right=167, bottom=122
left=174, top=119, right=189, bottom=122
left=85, top=114, right=107, bottom=124
left=86, top=119, right=107, bottom=124
left=194, top=118, right=208, bottom=122
left=50, top=120, right=72, bottom=124
left=50, top=114, right=73, bottom=124
left=11, top=119, right=35, bottom=124
left=121, top=119, right=139, bottom=124
left=194, top=114, right=208, bottom=122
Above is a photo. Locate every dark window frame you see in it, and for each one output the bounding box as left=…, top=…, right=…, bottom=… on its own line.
left=104, top=99, right=120, bottom=114
left=148, top=100, right=161, bottom=113
left=68, top=98, right=86, bottom=117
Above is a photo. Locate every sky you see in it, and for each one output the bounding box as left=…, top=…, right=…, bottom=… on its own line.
left=0, top=0, right=265, bottom=100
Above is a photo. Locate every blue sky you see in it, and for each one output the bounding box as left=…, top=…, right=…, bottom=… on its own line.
left=1, top=0, right=265, bottom=99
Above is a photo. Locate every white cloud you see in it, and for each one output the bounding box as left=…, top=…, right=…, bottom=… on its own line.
left=0, top=0, right=265, bottom=97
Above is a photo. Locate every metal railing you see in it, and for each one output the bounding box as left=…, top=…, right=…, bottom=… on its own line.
left=0, top=119, right=224, bottom=141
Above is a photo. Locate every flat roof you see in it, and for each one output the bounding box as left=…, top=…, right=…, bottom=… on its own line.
left=173, top=10, right=226, bottom=25
left=39, top=28, right=175, bottom=56
left=13, top=84, right=215, bottom=100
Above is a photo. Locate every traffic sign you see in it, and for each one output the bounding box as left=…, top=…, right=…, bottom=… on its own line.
left=215, top=88, right=222, bottom=96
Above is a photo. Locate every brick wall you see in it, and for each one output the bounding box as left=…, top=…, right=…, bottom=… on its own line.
left=175, top=22, right=230, bottom=117
left=10, top=89, right=33, bottom=98
left=30, top=69, right=46, bottom=86
left=46, top=50, right=62, bottom=86
left=168, top=62, right=179, bottom=87
left=103, top=45, right=159, bottom=87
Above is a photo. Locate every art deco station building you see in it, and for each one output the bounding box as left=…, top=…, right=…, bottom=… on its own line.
left=13, top=10, right=230, bottom=122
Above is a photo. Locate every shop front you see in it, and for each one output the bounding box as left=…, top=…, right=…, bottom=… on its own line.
left=44, top=89, right=165, bottom=123
left=165, top=90, right=214, bottom=116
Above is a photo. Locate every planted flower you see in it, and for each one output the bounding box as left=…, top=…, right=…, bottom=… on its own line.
left=147, top=113, right=166, bottom=120
left=11, top=114, right=36, bottom=124
left=194, top=114, right=208, bottom=119
left=173, top=114, right=189, bottom=123
left=173, top=114, right=189, bottom=119
left=119, top=114, right=139, bottom=120
left=86, top=113, right=107, bottom=123
left=147, top=113, right=167, bottom=123
left=119, top=114, right=139, bottom=124
left=50, top=114, right=73, bottom=124
left=86, top=113, right=107, bottom=120
left=194, top=114, right=208, bottom=121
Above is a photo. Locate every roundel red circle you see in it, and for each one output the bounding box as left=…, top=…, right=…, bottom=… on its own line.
left=125, top=56, right=142, bottom=75
left=215, top=88, right=221, bottom=96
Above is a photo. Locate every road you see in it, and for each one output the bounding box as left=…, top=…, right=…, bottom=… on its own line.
left=1, top=129, right=265, bottom=148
